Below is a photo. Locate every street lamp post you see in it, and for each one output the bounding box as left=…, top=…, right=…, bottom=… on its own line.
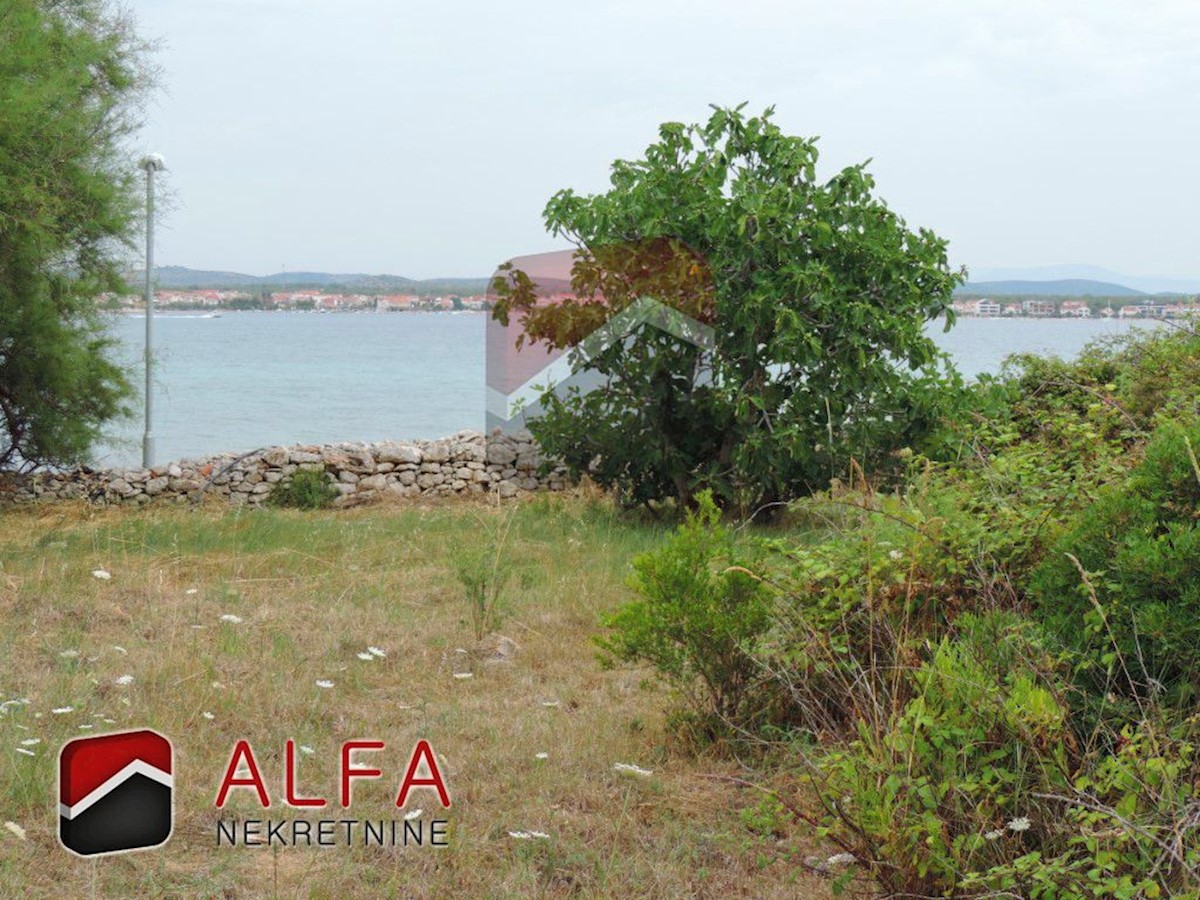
left=140, top=153, right=166, bottom=469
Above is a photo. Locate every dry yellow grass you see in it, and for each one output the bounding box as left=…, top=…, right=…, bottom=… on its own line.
left=0, top=494, right=832, bottom=898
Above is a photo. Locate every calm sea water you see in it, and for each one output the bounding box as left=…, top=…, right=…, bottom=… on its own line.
left=94, top=311, right=1162, bottom=467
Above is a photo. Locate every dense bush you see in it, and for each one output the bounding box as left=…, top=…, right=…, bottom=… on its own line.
left=960, top=716, right=1200, bottom=899
left=811, top=616, right=1074, bottom=895
left=599, top=326, right=1200, bottom=896
left=1033, top=420, right=1200, bottom=711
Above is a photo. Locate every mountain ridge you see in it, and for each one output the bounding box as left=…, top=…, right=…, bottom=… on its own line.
left=967, top=265, right=1200, bottom=295
left=955, top=279, right=1146, bottom=297
left=143, top=266, right=491, bottom=294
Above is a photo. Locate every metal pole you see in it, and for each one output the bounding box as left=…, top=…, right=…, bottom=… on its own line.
left=142, top=165, right=155, bottom=469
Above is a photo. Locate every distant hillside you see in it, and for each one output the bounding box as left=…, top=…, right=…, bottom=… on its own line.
left=956, top=279, right=1145, bottom=298
left=148, top=266, right=273, bottom=288
left=142, top=266, right=490, bottom=295
left=968, top=265, right=1200, bottom=295
left=411, top=277, right=494, bottom=295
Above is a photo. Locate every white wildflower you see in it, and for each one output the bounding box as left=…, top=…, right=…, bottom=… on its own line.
left=111, top=646, right=127, bottom=655
left=91, top=570, right=111, bottom=580
left=984, top=829, right=1004, bottom=841
left=508, top=830, right=549, bottom=840
left=367, top=646, right=386, bottom=658
left=315, top=680, right=334, bottom=689
left=51, top=706, right=74, bottom=715
left=452, top=673, right=473, bottom=680
left=1007, top=816, right=1031, bottom=833
left=78, top=724, right=94, bottom=730
left=613, top=762, right=653, bottom=777
left=115, top=675, right=134, bottom=686
left=299, top=745, right=315, bottom=756
left=888, top=549, right=904, bottom=562
left=541, top=701, right=560, bottom=708
left=535, top=752, right=549, bottom=760
left=403, top=808, right=423, bottom=820
left=59, top=649, right=80, bottom=659
left=827, top=852, right=856, bottom=867
left=528, top=831, right=550, bottom=839
left=3, top=821, right=26, bottom=841
left=356, top=652, right=374, bottom=661
left=211, top=681, right=226, bottom=689
left=19, top=739, right=40, bottom=746
left=15, top=748, right=35, bottom=757
left=201, top=712, right=215, bottom=721
left=186, top=588, right=198, bottom=595
left=219, top=614, right=243, bottom=624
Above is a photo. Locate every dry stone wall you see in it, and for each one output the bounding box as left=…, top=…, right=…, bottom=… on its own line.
left=1, top=431, right=569, bottom=507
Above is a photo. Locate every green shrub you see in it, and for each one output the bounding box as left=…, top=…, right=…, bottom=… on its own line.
left=808, top=617, right=1074, bottom=896
left=1100, top=325, right=1200, bottom=425
left=918, top=327, right=1200, bottom=582
left=454, top=508, right=517, bottom=641
left=964, top=719, right=1200, bottom=899
left=758, top=469, right=1058, bottom=738
left=787, top=332, right=1200, bottom=896
left=269, top=467, right=339, bottom=510
left=596, top=491, right=776, bottom=733
left=455, top=553, right=512, bottom=642
left=799, top=606, right=1200, bottom=898
left=1032, top=421, right=1200, bottom=711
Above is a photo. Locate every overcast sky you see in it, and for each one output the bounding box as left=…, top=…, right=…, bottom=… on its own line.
left=132, top=0, right=1200, bottom=281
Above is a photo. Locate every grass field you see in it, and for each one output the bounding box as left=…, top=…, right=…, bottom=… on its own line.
left=0, top=493, right=831, bottom=898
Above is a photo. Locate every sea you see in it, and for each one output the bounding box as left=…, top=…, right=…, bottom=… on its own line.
left=92, top=311, right=1165, bottom=468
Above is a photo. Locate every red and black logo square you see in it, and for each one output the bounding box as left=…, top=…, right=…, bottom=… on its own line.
left=58, top=729, right=174, bottom=857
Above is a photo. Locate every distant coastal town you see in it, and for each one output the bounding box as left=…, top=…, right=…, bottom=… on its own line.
left=110, top=289, right=492, bottom=312
left=107, top=288, right=1200, bottom=321
left=951, top=296, right=1200, bottom=320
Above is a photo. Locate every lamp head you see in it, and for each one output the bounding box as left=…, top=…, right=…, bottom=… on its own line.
left=140, top=153, right=166, bottom=173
